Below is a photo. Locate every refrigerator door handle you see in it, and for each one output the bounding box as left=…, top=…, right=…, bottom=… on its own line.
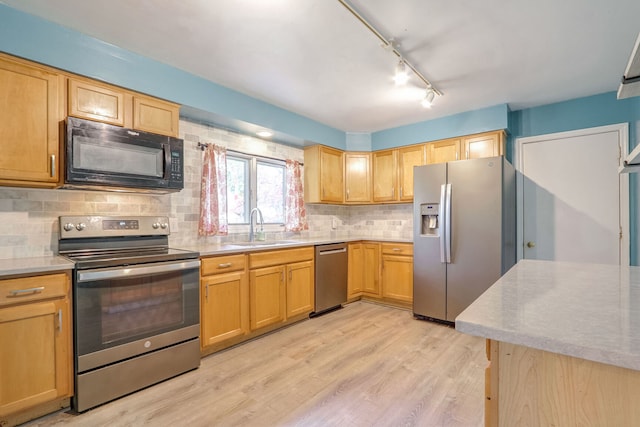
left=439, top=184, right=446, bottom=263
left=445, top=183, right=452, bottom=263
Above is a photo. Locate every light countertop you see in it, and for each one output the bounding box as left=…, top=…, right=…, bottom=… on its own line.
left=456, top=259, right=640, bottom=371
left=0, top=256, right=75, bottom=277
left=182, top=235, right=412, bottom=257
left=0, top=236, right=412, bottom=277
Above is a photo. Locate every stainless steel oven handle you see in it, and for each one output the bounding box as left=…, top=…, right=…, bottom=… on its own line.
left=77, top=260, right=200, bottom=283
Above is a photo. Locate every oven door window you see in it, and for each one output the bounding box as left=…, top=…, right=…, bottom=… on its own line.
left=75, top=263, right=199, bottom=356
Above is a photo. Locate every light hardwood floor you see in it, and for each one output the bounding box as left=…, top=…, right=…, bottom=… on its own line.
left=25, top=301, right=485, bottom=427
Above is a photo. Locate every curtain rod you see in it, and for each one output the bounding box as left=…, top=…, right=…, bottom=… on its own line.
left=197, top=142, right=304, bottom=166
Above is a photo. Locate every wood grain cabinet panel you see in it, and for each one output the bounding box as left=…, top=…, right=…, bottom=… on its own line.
left=250, top=265, right=286, bottom=330
left=344, top=152, right=371, bottom=203
left=285, top=260, right=314, bottom=317
left=201, top=271, right=248, bottom=347
left=428, top=138, right=461, bottom=164
left=0, top=272, right=72, bottom=421
left=372, top=150, right=397, bottom=202
left=462, top=131, right=505, bottom=160
left=347, top=243, right=364, bottom=299
left=133, top=95, right=180, bottom=137
left=398, top=144, right=426, bottom=201
left=0, top=54, right=63, bottom=187
left=304, top=145, right=344, bottom=203
left=68, top=78, right=125, bottom=126
left=362, top=243, right=381, bottom=297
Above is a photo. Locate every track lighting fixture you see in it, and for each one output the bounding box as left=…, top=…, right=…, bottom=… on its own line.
left=393, top=59, right=409, bottom=85
left=337, top=0, right=443, bottom=109
left=421, top=88, right=436, bottom=108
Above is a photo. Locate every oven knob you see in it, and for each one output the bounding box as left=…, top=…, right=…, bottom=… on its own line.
left=76, top=223, right=86, bottom=231
left=152, top=223, right=160, bottom=229
left=63, top=223, right=74, bottom=232
left=160, top=222, right=168, bottom=229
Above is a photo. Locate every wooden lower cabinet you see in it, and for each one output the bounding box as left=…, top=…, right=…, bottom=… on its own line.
left=249, top=247, right=314, bottom=331
left=249, top=265, right=286, bottom=330
left=380, top=243, right=413, bottom=303
left=347, top=243, right=364, bottom=299
left=200, top=254, right=249, bottom=351
left=362, top=243, right=381, bottom=297
left=0, top=272, right=72, bottom=425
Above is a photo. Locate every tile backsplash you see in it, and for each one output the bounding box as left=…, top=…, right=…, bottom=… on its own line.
left=0, top=119, right=412, bottom=259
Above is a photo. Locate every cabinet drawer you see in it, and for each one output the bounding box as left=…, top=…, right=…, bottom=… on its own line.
left=249, top=247, right=314, bottom=269
left=201, top=254, right=246, bottom=276
left=0, top=273, right=69, bottom=307
left=381, top=243, right=413, bottom=256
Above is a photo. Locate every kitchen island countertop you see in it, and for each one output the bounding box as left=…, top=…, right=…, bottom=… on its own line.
left=456, top=259, right=640, bottom=371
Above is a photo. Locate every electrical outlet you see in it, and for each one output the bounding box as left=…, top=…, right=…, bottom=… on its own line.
left=332, top=217, right=339, bottom=229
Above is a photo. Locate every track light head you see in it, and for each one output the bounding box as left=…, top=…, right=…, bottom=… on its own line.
left=421, top=88, right=436, bottom=108
left=393, top=60, right=409, bottom=86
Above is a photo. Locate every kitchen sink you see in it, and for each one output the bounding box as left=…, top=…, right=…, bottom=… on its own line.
left=228, top=240, right=301, bottom=247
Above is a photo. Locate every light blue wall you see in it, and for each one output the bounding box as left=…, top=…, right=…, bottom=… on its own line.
left=509, top=92, right=640, bottom=265
left=0, top=4, right=346, bottom=149
left=371, top=104, right=509, bottom=150
left=346, top=133, right=372, bottom=151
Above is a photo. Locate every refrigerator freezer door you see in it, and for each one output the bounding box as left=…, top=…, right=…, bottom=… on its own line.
left=413, top=163, right=447, bottom=320
left=446, top=157, right=504, bottom=321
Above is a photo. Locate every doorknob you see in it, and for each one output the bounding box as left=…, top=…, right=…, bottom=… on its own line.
left=526, top=241, right=536, bottom=248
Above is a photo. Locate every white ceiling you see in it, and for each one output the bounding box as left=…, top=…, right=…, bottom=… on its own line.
left=2, top=0, right=640, bottom=133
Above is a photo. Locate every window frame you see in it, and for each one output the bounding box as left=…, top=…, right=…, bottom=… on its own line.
left=226, top=152, right=286, bottom=230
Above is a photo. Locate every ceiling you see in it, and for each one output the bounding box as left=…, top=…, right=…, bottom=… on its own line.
left=2, top=0, right=640, bottom=133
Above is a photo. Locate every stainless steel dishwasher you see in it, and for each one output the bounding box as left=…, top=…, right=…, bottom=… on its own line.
left=312, top=242, right=348, bottom=317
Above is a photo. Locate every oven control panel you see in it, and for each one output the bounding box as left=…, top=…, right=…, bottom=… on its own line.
left=59, top=216, right=170, bottom=239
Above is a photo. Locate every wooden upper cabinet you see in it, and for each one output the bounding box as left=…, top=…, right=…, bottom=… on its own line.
left=0, top=54, right=64, bottom=187
left=344, top=152, right=371, bottom=203
left=68, top=78, right=125, bottom=126
left=398, top=144, right=426, bottom=201
left=67, top=76, right=179, bottom=137
left=133, top=94, right=180, bottom=137
left=304, top=145, right=344, bottom=203
left=428, top=138, right=461, bottom=164
left=372, top=149, right=398, bottom=202
left=462, top=131, right=505, bottom=160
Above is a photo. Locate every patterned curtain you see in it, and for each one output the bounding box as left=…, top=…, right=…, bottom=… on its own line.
left=284, top=159, right=308, bottom=232
left=198, top=144, right=228, bottom=236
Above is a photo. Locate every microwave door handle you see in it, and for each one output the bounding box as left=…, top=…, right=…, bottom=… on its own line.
left=163, top=143, right=172, bottom=180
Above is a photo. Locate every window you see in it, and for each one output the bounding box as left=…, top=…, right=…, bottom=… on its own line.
left=226, top=154, right=286, bottom=225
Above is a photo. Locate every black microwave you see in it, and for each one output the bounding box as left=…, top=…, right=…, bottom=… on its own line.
left=64, top=117, right=184, bottom=193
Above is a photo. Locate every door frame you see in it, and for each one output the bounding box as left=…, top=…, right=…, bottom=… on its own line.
left=514, top=123, right=629, bottom=265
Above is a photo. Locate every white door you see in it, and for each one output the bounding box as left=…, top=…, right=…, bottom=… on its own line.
left=515, top=124, right=629, bottom=265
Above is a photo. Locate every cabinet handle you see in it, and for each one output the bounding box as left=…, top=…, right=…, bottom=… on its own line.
left=391, top=187, right=395, bottom=198
left=51, top=154, right=56, bottom=178
left=281, top=272, right=284, bottom=283
left=289, top=270, right=292, bottom=281
left=218, top=263, right=232, bottom=268
left=466, top=150, right=469, bottom=159
left=455, top=152, right=459, bottom=161
left=399, top=187, right=403, bottom=198
left=205, top=285, right=209, bottom=301
left=57, top=309, right=62, bottom=332
left=392, top=248, right=401, bottom=252
left=346, top=189, right=350, bottom=200
left=9, top=286, right=45, bottom=296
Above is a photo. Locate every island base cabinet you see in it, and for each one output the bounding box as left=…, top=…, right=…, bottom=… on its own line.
left=488, top=339, right=640, bottom=427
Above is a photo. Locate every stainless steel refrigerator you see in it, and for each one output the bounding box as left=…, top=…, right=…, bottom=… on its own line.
left=413, top=156, right=515, bottom=323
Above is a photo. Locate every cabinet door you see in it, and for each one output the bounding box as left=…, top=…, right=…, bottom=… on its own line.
left=398, top=145, right=426, bottom=201
left=362, top=243, right=381, bottom=296
left=344, top=153, right=371, bottom=203
left=347, top=243, right=364, bottom=298
left=286, top=260, right=314, bottom=318
left=0, top=298, right=71, bottom=417
left=250, top=266, right=285, bottom=330
left=133, top=94, right=180, bottom=137
left=320, top=146, right=344, bottom=203
left=381, top=254, right=414, bottom=302
left=68, top=78, right=125, bottom=126
left=0, top=55, right=63, bottom=185
left=462, top=132, right=504, bottom=160
left=372, top=150, right=398, bottom=202
left=428, top=139, right=461, bottom=164
left=201, top=271, right=248, bottom=347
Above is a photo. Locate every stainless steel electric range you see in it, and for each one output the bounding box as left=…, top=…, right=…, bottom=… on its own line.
left=58, top=215, right=200, bottom=412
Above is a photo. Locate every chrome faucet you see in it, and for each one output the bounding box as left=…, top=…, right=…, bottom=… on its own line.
left=248, top=207, right=264, bottom=241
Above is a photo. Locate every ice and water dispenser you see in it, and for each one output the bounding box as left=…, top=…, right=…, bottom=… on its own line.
left=420, top=203, right=439, bottom=236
